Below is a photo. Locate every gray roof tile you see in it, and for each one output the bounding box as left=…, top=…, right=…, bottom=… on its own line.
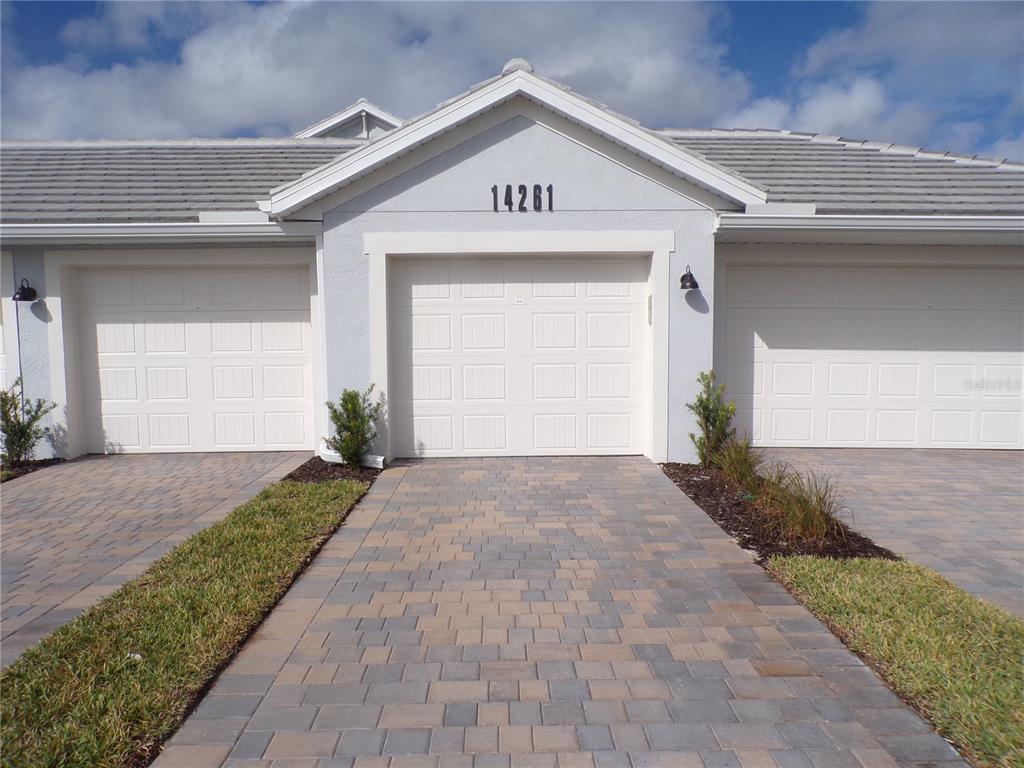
left=1, top=129, right=1021, bottom=223
left=665, top=130, right=1024, bottom=215
left=0, top=141, right=359, bottom=222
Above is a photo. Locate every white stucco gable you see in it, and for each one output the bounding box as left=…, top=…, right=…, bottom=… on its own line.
left=318, top=101, right=740, bottom=218
left=261, top=61, right=766, bottom=218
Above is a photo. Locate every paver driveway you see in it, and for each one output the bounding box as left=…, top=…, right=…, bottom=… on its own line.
left=0, top=452, right=308, bottom=667
left=162, top=457, right=964, bottom=768
left=768, top=449, right=1024, bottom=617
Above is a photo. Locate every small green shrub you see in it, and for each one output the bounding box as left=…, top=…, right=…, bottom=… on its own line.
left=759, top=464, right=847, bottom=542
left=713, top=437, right=762, bottom=495
left=0, top=378, right=56, bottom=464
left=686, top=370, right=735, bottom=468
left=325, top=385, right=384, bottom=466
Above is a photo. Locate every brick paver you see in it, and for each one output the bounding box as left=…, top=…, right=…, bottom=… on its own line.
left=768, top=449, right=1023, bottom=616
left=162, top=457, right=966, bottom=768
left=0, top=452, right=309, bottom=667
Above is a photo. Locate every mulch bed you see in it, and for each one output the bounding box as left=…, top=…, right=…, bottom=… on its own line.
left=285, top=456, right=381, bottom=485
left=661, top=462, right=898, bottom=562
left=0, top=458, right=65, bottom=483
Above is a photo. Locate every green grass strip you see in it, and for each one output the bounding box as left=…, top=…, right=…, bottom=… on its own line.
left=1, top=478, right=367, bottom=768
left=768, top=556, right=1024, bottom=768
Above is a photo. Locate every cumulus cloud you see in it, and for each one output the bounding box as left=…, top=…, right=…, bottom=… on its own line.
left=721, top=78, right=934, bottom=146
left=720, top=2, right=1021, bottom=155
left=985, top=131, right=1024, bottom=163
left=1, top=1, right=1020, bottom=161
left=58, top=2, right=231, bottom=50
left=1, top=2, right=751, bottom=140
left=795, top=2, right=1023, bottom=144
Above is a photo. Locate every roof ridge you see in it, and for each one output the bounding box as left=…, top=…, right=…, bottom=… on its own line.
left=661, top=128, right=1024, bottom=171
left=0, top=138, right=366, bottom=149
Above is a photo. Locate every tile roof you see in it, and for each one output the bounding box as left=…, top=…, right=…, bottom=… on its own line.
left=0, top=140, right=360, bottom=223
left=667, top=129, right=1024, bottom=215
left=1, top=129, right=1021, bottom=223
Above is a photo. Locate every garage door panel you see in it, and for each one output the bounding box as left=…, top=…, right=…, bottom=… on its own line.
left=724, top=264, right=1023, bottom=449
left=390, top=256, right=649, bottom=457
left=79, top=267, right=313, bottom=453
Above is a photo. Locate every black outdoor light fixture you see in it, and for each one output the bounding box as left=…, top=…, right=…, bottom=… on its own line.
left=11, top=278, right=38, bottom=415
left=680, top=266, right=699, bottom=291
left=12, top=278, right=37, bottom=303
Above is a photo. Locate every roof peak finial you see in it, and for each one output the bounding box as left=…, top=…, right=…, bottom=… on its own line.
left=501, top=58, right=534, bottom=75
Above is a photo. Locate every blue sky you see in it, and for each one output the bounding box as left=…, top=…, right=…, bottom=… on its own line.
left=2, top=1, right=1021, bottom=161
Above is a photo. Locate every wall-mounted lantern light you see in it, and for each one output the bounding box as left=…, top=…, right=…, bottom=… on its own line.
left=680, top=266, right=699, bottom=291
left=12, top=278, right=37, bottom=302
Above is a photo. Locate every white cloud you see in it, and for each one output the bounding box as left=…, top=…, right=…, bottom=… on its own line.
left=799, top=2, right=1022, bottom=99
left=721, top=77, right=934, bottom=146
left=58, top=2, right=229, bottom=50
left=1, top=1, right=1019, bottom=160
left=985, top=131, right=1024, bottom=163
left=1, top=2, right=752, bottom=139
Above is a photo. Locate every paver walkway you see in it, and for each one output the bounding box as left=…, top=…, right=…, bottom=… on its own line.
left=768, top=449, right=1024, bottom=616
left=161, top=457, right=965, bottom=768
left=1, top=451, right=308, bottom=667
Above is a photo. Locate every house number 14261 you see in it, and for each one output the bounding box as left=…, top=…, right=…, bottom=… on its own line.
left=491, top=184, right=553, bottom=212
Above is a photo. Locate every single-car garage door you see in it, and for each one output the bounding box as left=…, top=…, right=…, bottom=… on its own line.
left=389, top=256, right=650, bottom=456
left=78, top=267, right=313, bottom=453
left=723, top=263, right=1023, bottom=448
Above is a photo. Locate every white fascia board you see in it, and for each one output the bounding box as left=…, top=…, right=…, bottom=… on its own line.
left=265, top=71, right=767, bottom=217
left=293, top=101, right=404, bottom=139
left=0, top=220, right=323, bottom=245
left=718, top=213, right=1024, bottom=232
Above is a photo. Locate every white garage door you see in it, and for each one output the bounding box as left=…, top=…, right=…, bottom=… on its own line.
left=723, top=263, right=1023, bottom=448
left=389, top=256, right=650, bottom=456
left=78, top=267, right=313, bottom=453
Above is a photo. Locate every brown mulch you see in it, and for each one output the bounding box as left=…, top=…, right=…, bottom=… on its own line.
left=285, top=456, right=381, bottom=484
left=0, top=458, right=65, bottom=483
left=660, top=462, right=898, bottom=562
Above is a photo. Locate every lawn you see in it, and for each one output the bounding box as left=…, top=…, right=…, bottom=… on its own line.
left=769, top=556, right=1024, bottom=768
left=1, top=478, right=367, bottom=768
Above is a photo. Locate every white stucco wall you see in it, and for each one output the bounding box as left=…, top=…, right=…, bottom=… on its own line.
left=320, top=105, right=719, bottom=462
left=3, top=247, right=57, bottom=457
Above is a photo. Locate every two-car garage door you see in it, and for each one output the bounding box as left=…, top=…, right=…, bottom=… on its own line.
left=723, top=263, right=1023, bottom=448
left=78, top=268, right=313, bottom=453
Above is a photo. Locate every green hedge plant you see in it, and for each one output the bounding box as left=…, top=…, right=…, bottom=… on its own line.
left=686, top=370, right=736, bottom=468
left=325, top=385, right=384, bottom=466
left=0, top=378, right=56, bottom=464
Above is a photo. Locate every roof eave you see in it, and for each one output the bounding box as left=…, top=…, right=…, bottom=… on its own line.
left=0, top=220, right=323, bottom=246
left=716, top=213, right=1024, bottom=246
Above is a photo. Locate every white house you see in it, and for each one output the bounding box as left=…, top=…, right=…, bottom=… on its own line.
left=1, top=60, right=1021, bottom=463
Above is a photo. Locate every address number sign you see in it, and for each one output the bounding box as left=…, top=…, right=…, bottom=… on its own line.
left=491, top=184, right=553, bottom=212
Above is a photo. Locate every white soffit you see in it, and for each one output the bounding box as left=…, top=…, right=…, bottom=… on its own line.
left=262, top=69, right=768, bottom=217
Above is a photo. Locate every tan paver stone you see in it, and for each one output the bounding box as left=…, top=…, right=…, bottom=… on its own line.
left=264, top=730, right=339, bottom=758
left=151, top=745, right=232, bottom=767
